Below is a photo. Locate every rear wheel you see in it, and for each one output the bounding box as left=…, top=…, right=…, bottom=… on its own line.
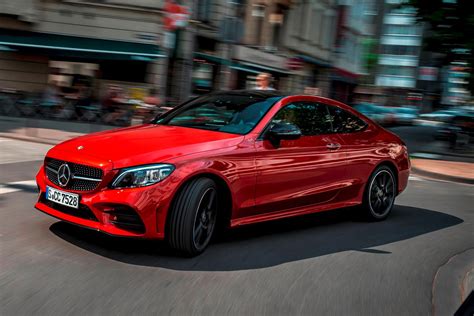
left=361, top=166, right=396, bottom=221
left=168, top=178, right=218, bottom=256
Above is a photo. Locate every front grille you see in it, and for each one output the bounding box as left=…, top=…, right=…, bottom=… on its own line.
left=39, top=193, right=98, bottom=222
left=45, top=158, right=103, bottom=191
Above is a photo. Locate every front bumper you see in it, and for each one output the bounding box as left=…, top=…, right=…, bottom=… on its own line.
left=35, top=165, right=175, bottom=239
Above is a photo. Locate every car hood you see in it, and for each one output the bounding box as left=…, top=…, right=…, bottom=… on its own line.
left=48, top=124, right=243, bottom=169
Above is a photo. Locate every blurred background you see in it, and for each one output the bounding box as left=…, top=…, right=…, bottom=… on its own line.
left=0, top=0, right=472, bottom=153
left=1, top=2, right=473, bottom=314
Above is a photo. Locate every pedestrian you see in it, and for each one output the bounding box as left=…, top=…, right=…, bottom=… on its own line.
left=255, top=73, right=275, bottom=90
left=42, top=80, right=61, bottom=105
left=141, top=88, right=162, bottom=122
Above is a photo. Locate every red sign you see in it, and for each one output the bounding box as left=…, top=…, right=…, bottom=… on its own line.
left=164, top=0, right=190, bottom=31
left=287, top=57, right=303, bottom=70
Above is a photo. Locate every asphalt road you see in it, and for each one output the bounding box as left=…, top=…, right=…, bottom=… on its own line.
left=1, top=137, right=473, bottom=315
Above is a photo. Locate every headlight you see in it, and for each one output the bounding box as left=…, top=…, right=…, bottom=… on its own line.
left=110, top=164, right=175, bottom=189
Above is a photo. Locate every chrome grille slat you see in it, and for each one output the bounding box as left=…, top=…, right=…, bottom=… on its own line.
left=72, top=175, right=102, bottom=182
left=45, top=158, right=103, bottom=191
left=45, top=166, right=58, bottom=174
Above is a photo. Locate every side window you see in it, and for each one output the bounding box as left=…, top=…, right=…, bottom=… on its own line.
left=272, top=102, right=332, bottom=136
left=328, top=106, right=367, bottom=133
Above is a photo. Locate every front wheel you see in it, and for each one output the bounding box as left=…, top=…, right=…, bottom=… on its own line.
left=361, top=166, right=396, bottom=221
left=167, top=178, right=218, bottom=256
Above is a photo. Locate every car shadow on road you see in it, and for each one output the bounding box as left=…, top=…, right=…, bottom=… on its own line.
left=49, top=205, right=463, bottom=271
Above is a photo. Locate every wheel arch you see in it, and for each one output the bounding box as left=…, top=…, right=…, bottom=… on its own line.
left=374, top=160, right=399, bottom=192
left=165, top=171, right=233, bottom=237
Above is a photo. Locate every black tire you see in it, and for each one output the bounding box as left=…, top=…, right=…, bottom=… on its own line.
left=361, top=165, right=396, bottom=221
left=167, top=178, right=218, bottom=256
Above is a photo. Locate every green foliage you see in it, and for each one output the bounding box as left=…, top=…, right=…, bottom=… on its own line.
left=408, top=0, right=474, bottom=92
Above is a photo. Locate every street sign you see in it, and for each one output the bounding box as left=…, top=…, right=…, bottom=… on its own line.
left=164, top=0, right=190, bottom=31
left=163, top=31, right=176, bottom=50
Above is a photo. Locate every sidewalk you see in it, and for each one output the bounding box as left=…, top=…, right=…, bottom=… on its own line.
left=411, top=158, right=474, bottom=184
left=0, top=115, right=114, bottom=145
left=1, top=115, right=473, bottom=184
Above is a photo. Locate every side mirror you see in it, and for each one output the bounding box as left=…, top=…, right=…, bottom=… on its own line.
left=265, top=121, right=302, bottom=148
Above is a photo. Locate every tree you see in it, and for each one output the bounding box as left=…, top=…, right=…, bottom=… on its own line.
left=409, top=0, right=474, bottom=93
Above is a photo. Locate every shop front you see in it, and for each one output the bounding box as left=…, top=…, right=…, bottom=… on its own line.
left=297, top=54, right=332, bottom=97
left=192, top=52, right=222, bottom=95
left=0, top=30, right=164, bottom=100
left=330, top=68, right=359, bottom=104
left=191, top=35, right=221, bottom=95
left=231, top=45, right=292, bottom=91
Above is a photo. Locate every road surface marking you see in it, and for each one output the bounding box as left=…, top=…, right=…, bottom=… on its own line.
left=0, top=180, right=37, bottom=195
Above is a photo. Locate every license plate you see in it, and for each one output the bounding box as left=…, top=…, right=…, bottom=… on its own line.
left=46, top=186, right=79, bottom=209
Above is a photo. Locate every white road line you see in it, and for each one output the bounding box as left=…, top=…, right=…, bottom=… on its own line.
left=0, top=180, right=37, bottom=195
left=409, top=176, right=425, bottom=181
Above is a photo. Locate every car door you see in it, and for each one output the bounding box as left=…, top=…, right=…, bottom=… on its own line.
left=249, top=101, right=348, bottom=218
left=326, top=104, right=379, bottom=201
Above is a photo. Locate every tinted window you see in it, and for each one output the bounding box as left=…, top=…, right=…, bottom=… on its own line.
left=328, top=106, right=367, bottom=133
left=272, top=102, right=332, bottom=136
left=157, top=95, right=282, bottom=135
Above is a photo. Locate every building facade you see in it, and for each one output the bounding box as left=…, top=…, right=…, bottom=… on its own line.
left=192, top=0, right=300, bottom=94
left=375, top=0, right=423, bottom=105
left=231, top=0, right=294, bottom=92
left=0, top=0, right=166, bottom=99
left=0, top=0, right=393, bottom=107
left=330, top=0, right=377, bottom=103
left=282, top=0, right=337, bottom=97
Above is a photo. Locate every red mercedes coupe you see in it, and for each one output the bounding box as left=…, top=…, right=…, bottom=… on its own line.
left=35, top=91, right=410, bottom=256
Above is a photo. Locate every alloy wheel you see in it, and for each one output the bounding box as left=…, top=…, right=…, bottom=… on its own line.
left=192, top=187, right=217, bottom=251
left=368, top=170, right=395, bottom=217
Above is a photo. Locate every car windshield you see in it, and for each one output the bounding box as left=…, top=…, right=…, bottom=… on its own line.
left=154, top=94, right=282, bottom=135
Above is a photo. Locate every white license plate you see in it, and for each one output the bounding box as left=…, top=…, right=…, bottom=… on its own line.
left=46, top=186, right=79, bottom=209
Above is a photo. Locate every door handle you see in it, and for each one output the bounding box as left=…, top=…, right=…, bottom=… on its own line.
left=326, top=143, right=341, bottom=150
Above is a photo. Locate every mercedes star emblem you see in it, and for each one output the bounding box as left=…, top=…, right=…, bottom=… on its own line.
left=57, top=164, right=71, bottom=187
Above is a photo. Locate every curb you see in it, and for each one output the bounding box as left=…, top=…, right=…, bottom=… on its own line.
left=411, top=166, right=474, bottom=185
left=412, top=152, right=474, bottom=161
left=431, top=248, right=474, bottom=316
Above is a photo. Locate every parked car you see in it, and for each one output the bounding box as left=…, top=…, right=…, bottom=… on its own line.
left=415, top=107, right=471, bottom=127
left=434, top=111, right=474, bottom=146
left=353, top=103, right=390, bottom=124
left=35, top=91, right=410, bottom=256
left=353, top=103, right=419, bottom=126
left=389, top=106, right=419, bottom=125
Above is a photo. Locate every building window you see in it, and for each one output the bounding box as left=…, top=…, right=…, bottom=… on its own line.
left=385, top=24, right=421, bottom=36
left=270, top=5, right=285, bottom=48
left=380, top=65, right=416, bottom=77
left=312, top=9, right=321, bottom=44
left=380, top=45, right=418, bottom=56
left=197, top=0, right=212, bottom=23
left=298, top=2, right=307, bottom=39
left=252, top=4, right=266, bottom=45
